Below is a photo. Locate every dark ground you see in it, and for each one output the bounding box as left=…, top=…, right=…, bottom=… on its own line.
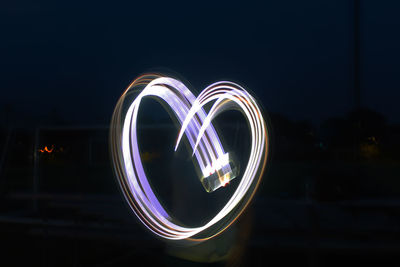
left=1, top=111, right=400, bottom=266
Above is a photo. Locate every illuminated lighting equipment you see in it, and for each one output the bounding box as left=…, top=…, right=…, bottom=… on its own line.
left=110, top=74, right=269, bottom=242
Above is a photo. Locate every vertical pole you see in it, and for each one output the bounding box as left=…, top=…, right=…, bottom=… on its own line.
left=353, top=0, right=361, bottom=109
left=0, top=128, right=12, bottom=195
left=33, top=128, right=39, bottom=212
left=352, top=0, right=362, bottom=163
left=88, top=136, right=92, bottom=165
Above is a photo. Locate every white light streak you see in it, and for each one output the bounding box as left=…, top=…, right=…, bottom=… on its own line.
left=110, top=74, right=269, bottom=242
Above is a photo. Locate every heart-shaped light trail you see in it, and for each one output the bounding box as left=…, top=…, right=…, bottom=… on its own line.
left=110, top=73, right=269, bottom=242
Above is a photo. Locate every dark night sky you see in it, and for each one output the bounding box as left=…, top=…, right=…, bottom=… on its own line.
left=1, top=0, right=399, bottom=125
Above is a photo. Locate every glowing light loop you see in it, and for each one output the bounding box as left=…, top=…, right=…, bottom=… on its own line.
left=110, top=74, right=268, bottom=242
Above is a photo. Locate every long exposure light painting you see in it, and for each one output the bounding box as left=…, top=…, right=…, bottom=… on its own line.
left=110, top=73, right=269, bottom=242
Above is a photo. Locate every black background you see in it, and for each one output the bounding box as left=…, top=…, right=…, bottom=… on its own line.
left=1, top=1, right=400, bottom=266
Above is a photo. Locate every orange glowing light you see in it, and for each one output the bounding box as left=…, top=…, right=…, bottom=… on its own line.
left=39, top=145, right=54, bottom=153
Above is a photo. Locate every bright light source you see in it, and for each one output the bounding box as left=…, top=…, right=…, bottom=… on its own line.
left=110, top=74, right=269, bottom=242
